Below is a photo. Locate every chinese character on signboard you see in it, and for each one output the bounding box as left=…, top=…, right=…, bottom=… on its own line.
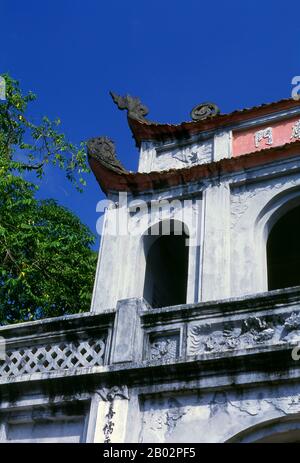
left=254, top=127, right=273, bottom=148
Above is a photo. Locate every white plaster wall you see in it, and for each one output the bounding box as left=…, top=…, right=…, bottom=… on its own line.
left=4, top=419, right=85, bottom=443
left=92, top=146, right=300, bottom=311
left=230, top=157, right=300, bottom=297
left=138, top=130, right=232, bottom=173
left=201, top=181, right=231, bottom=301
left=139, top=382, right=300, bottom=443
left=91, top=189, right=203, bottom=312
left=153, top=141, right=213, bottom=171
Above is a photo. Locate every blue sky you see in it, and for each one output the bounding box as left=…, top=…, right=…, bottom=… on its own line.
left=1, top=0, right=299, bottom=248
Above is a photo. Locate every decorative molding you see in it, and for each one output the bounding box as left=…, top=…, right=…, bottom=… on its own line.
left=188, top=312, right=300, bottom=356
left=230, top=174, right=299, bottom=230
left=190, top=102, right=220, bottom=121
left=97, top=385, right=129, bottom=402
left=284, top=312, right=300, bottom=330
left=155, top=141, right=213, bottom=170
left=149, top=334, right=179, bottom=362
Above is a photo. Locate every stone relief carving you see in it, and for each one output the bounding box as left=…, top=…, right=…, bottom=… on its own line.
left=110, top=91, right=150, bottom=122
left=188, top=312, right=300, bottom=356
left=97, top=385, right=129, bottom=402
left=165, top=399, right=187, bottom=436
left=144, top=397, right=188, bottom=440
left=155, top=141, right=213, bottom=170
left=284, top=312, right=300, bottom=330
left=230, top=176, right=299, bottom=230
left=291, top=120, right=300, bottom=140
left=254, top=127, right=273, bottom=148
left=228, top=391, right=300, bottom=418
left=210, top=392, right=229, bottom=417
left=149, top=334, right=179, bottom=362
left=141, top=386, right=300, bottom=442
left=265, top=395, right=300, bottom=415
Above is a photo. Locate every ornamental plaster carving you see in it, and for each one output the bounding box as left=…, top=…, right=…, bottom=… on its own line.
left=230, top=176, right=299, bottom=230
left=0, top=336, right=107, bottom=378
left=190, top=102, right=220, bottom=121
left=188, top=312, right=300, bottom=356
left=155, top=141, right=213, bottom=170
left=149, top=335, right=179, bottom=362
left=143, top=397, right=188, bottom=440
left=97, top=385, right=129, bottom=402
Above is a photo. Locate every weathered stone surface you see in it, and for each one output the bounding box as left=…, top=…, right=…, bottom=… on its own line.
left=190, top=102, right=220, bottom=121
left=3, top=101, right=300, bottom=443
left=110, top=91, right=150, bottom=122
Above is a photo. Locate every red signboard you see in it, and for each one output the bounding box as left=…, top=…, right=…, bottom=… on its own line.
left=233, top=116, right=300, bottom=157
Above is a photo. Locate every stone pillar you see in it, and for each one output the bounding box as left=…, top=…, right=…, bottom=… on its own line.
left=90, top=387, right=130, bottom=443
left=111, top=298, right=148, bottom=364
left=213, top=130, right=232, bottom=161
left=138, top=141, right=156, bottom=173
left=201, top=182, right=231, bottom=301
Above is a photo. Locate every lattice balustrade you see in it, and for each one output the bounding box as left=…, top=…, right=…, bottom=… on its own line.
left=0, top=336, right=106, bottom=377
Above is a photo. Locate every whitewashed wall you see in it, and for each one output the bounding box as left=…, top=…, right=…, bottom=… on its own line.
left=91, top=129, right=300, bottom=312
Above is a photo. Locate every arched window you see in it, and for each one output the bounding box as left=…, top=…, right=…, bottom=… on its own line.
left=143, top=221, right=189, bottom=308
left=267, top=204, right=300, bottom=290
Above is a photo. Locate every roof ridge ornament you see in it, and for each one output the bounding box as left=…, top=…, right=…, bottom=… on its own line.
left=87, top=136, right=128, bottom=174
left=110, top=91, right=149, bottom=122
left=190, top=102, right=220, bottom=121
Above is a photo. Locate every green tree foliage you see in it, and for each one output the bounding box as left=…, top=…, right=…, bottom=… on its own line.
left=0, top=74, right=97, bottom=324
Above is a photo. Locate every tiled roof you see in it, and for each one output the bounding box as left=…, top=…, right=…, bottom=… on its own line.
left=89, top=140, right=300, bottom=195
left=128, top=98, right=300, bottom=146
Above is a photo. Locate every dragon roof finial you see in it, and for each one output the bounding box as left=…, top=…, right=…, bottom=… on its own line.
left=110, top=91, right=149, bottom=122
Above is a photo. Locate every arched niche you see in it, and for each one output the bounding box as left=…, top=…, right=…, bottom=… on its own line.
left=254, top=186, right=300, bottom=293
left=227, top=415, right=300, bottom=443
left=142, top=220, right=189, bottom=308
left=267, top=204, right=300, bottom=290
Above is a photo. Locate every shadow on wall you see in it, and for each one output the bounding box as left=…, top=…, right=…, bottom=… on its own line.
left=143, top=220, right=189, bottom=309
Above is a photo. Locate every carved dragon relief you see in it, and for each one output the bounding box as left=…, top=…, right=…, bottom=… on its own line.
left=188, top=312, right=300, bottom=356
left=87, top=136, right=128, bottom=174
left=110, top=91, right=220, bottom=124
left=110, top=91, right=150, bottom=122
left=210, top=390, right=300, bottom=419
